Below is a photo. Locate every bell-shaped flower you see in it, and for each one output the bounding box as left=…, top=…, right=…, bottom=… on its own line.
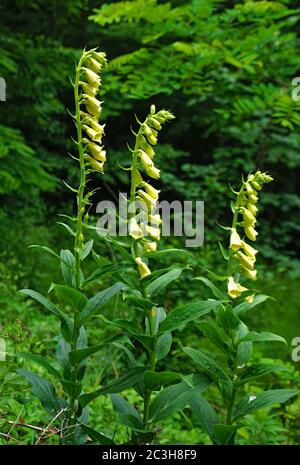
left=143, top=183, right=160, bottom=200
left=227, top=276, right=248, bottom=299
left=135, top=257, right=151, bottom=279
left=245, top=226, right=258, bottom=241
left=82, top=68, right=100, bottom=88
left=241, top=241, right=258, bottom=258
left=86, top=156, right=103, bottom=172
left=237, top=251, right=255, bottom=270
left=242, top=267, right=257, bottom=281
left=146, top=225, right=161, bottom=241
left=230, top=228, right=242, bottom=251
left=128, top=217, right=144, bottom=240
left=137, top=190, right=157, bottom=210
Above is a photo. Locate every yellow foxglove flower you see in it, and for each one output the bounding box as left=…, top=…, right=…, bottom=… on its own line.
left=149, top=214, right=162, bottom=225
left=148, top=117, right=162, bottom=130
left=241, top=207, right=256, bottom=226
left=241, top=241, right=258, bottom=257
left=137, top=190, right=157, bottom=210
left=146, top=225, right=161, bottom=241
left=82, top=68, right=100, bottom=88
left=83, top=95, right=101, bottom=117
left=251, top=181, right=262, bottom=191
left=227, top=276, right=248, bottom=299
left=230, top=228, right=242, bottom=251
left=147, top=133, right=157, bottom=146
left=242, top=268, right=257, bottom=281
left=92, top=51, right=107, bottom=64
left=247, top=203, right=258, bottom=215
left=87, top=141, right=106, bottom=161
left=83, top=125, right=103, bottom=142
left=139, top=150, right=154, bottom=170
left=237, top=251, right=255, bottom=270
left=142, top=241, right=157, bottom=252
left=88, top=57, right=103, bottom=73
left=135, top=257, right=151, bottom=279
left=143, top=183, right=160, bottom=200
left=248, top=193, right=259, bottom=204
left=86, top=156, right=103, bottom=172
left=140, top=138, right=155, bottom=158
left=245, top=295, right=255, bottom=303
left=245, top=226, right=258, bottom=241
left=147, top=165, right=160, bottom=180
left=80, top=82, right=98, bottom=97
left=128, top=217, right=144, bottom=240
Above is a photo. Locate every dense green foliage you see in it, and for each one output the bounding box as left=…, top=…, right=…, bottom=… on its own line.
left=0, top=0, right=299, bottom=445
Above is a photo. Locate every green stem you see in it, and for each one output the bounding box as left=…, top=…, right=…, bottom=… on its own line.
left=226, top=386, right=237, bottom=425
left=227, top=185, right=245, bottom=277
left=69, top=55, right=86, bottom=423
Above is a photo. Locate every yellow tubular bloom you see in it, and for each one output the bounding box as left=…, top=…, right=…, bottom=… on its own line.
left=146, top=225, right=161, bottom=241
left=227, top=277, right=248, bottom=299
left=245, top=226, right=258, bottom=241
left=78, top=49, right=107, bottom=174
left=129, top=217, right=144, bottom=240
left=135, top=257, right=151, bottom=279
left=236, top=251, right=256, bottom=270
left=143, top=183, right=160, bottom=200
left=241, top=241, right=258, bottom=257
left=230, top=228, right=242, bottom=251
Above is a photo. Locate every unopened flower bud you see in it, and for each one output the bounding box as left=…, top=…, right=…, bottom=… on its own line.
left=82, top=68, right=100, bottom=88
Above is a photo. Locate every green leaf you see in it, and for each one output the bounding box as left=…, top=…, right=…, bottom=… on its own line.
left=17, top=369, right=67, bottom=414
left=51, top=284, right=88, bottom=312
left=216, top=305, right=240, bottom=334
left=98, top=316, right=153, bottom=352
left=105, top=236, right=136, bottom=263
left=239, top=364, right=288, bottom=384
left=190, top=393, right=219, bottom=439
left=155, top=332, right=172, bottom=360
left=182, top=346, right=232, bottom=402
left=195, top=277, right=226, bottom=299
left=69, top=335, right=122, bottom=365
left=149, top=376, right=210, bottom=422
left=79, top=367, right=145, bottom=408
left=233, top=389, right=299, bottom=420
left=212, top=424, right=240, bottom=445
left=60, top=250, right=76, bottom=287
left=80, top=425, right=114, bottom=445
left=110, top=394, right=144, bottom=431
left=146, top=268, right=183, bottom=296
left=196, top=321, right=234, bottom=356
left=19, top=289, right=69, bottom=322
left=80, top=283, right=125, bottom=323
left=143, top=371, right=182, bottom=390
left=234, top=294, right=272, bottom=316
left=83, top=264, right=129, bottom=287
left=234, top=322, right=251, bottom=366
left=16, top=352, right=61, bottom=380
left=144, top=248, right=194, bottom=261
left=159, top=300, right=222, bottom=334
left=125, top=295, right=154, bottom=312
left=238, top=331, right=287, bottom=345
left=80, top=239, right=94, bottom=261
left=57, top=222, right=76, bottom=236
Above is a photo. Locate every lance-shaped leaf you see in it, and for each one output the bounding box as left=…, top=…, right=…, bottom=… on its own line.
left=146, top=268, right=183, bottom=296
left=238, top=331, right=287, bottom=345
left=110, top=394, right=144, bottom=431
left=19, top=289, right=69, bottom=322
left=80, top=282, right=125, bottom=323
left=16, top=352, right=61, bottom=380
left=190, top=393, right=219, bottom=439
left=159, top=300, right=223, bottom=334
left=17, top=369, right=68, bottom=415
left=234, top=294, right=272, bottom=316
left=233, top=389, right=299, bottom=420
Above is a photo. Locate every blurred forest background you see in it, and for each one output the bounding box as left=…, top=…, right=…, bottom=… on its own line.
left=0, top=0, right=300, bottom=444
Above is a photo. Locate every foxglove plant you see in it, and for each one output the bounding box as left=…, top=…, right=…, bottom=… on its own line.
left=183, top=171, right=298, bottom=445
left=16, top=49, right=125, bottom=444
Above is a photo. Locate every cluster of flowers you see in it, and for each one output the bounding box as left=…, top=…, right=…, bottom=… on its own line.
left=129, top=105, right=175, bottom=278
left=228, top=170, right=273, bottom=299
left=78, top=49, right=107, bottom=172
